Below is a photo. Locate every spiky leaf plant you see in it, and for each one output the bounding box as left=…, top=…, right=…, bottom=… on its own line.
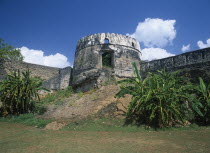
left=0, top=69, right=48, bottom=116
left=116, top=63, right=203, bottom=128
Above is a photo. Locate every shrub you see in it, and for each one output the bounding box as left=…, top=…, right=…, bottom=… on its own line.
left=193, top=77, right=210, bottom=125
left=0, top=69, right=48, bottom=116
left=116, top=63, right=203, bottom=128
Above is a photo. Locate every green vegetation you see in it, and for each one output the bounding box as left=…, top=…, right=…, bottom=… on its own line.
left=116, top=63, right=209, bottom=128
left=0, top=69, right=47, bottom=116
left=63, top=117, right=206, bottom=132
left=0, top=38, right=23, bottom=61
left=64, top=117, right=145, bottom=132
left=31, top=86, right=74, bottom=114
left=40, top=86, right=73, bottom=106
left=1, top=121, right=210, bottom=153
left=193, top=77, right=210, bottom=124
left=0, top=113, right=52, bottom=128
left=77, top=91, right=84, bottom=98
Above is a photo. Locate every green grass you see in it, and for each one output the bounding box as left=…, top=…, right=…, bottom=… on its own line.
left=0, top=122, right=210, bottom=153
left=77, top=91, right=84, bottom=98
left=63, top=117, right=147, bottom=132
left=0, top=114, right=207, bottom=132
left=40, top=86, right=74, bottom=106
left=63, top=117, right=208, bottom=132
left=0, top=113, right=52, bottom=128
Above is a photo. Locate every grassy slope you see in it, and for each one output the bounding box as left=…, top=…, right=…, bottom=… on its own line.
left=0, top=113, right=52, bottom=128
left=1, top=84, right=210, bottom=153
left=0, top=122, right=210, bottom=153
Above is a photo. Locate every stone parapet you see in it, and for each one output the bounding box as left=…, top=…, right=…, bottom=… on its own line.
left=141, top=47, right=210, bottom=73
left=76, top=33, right=140, bottom=51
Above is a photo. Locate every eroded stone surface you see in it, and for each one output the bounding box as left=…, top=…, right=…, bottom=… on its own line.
left=72, top=33, right=141, bottom=92
left=1, top=33, right=210, bottom=93
left=0, top=59, right=72, bottom=90
left=140, top=47, right=210, bottom=83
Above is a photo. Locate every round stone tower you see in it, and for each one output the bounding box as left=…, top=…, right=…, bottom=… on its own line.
left=72, top=33, right=141, bottom=92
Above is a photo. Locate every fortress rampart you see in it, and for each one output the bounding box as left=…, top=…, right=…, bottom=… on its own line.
left=1, top=33, right=210, bottom=92
left=72, top=33, right=141, bottom=91
left=0, top=58, right=72, bottom=90
left=140, top=47, right=210, bottom=82
left=141, top=47, right=210, bottom=72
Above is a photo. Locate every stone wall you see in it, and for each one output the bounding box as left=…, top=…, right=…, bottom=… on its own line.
left=42, top=67, right=72, bottom=90
left=141, top=47, right=210, bottom=72
left=59, top=67, right=72, bottom=89
left=2, top=35, right=210, bottom=92
left=141, top=47, right=210, bottom=82
left=0, top=59, right=72, bottom=90
left=72, top=33, right=141, bottom=92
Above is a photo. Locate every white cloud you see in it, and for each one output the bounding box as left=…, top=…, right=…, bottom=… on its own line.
left=141, top=48, right=175, bottom=61
left=181, top=44, right=191, bottom=52
left=20, top=46, right=71, bottom=68
left=129, top=18, right=176, bottom=48
left=197, top=38, right=210, bottom=49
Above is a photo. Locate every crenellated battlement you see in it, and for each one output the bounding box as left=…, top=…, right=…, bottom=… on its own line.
left=76, top=33, right=140, bottom=51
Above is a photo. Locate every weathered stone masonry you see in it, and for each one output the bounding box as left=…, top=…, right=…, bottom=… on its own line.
left=141, top=47, right=210, bottom=72
left=0, top=33, right=210, bottom=91
left=0, top=58, right=72, bottom=90
left=72, top=33, right=141, bottom=91
left=140, top=47, right=210, bottom=82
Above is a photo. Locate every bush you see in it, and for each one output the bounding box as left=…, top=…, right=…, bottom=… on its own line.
left=116, top=63, right=203, bottom=128
left=193, top=77, right=210, bottom=125
left=0, top=69, right=48, bottom=116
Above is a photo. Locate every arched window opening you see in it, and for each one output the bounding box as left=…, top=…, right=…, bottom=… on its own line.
left=132, top=42, right=135, bottom=47
left=104, top=38, right=109, bottom=44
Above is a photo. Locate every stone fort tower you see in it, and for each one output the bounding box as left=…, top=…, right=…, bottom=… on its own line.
left=72, top=33, right=141, bottom=91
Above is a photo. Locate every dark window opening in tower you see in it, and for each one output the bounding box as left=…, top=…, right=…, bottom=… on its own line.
left=132, top=42, right=135, bottom=47
left=104, top=38, right=109, bottom=44
left=102, top=52, right=112, bottom=68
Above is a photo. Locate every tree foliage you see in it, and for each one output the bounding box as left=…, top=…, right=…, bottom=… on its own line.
left=0, top=69, right=48, bottom=116
left=0, top=38, right=23, bottom=61
left=116, top=63, right=204, bottom=128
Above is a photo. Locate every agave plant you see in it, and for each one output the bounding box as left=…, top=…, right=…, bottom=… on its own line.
left=116, top=63, right=203, bottom=128
left=0, top=69, right=48, bottom=116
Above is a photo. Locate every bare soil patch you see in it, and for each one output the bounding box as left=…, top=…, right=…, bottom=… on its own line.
left=42, top=85, right=131, bottom=122
left=44, top=121, right=67, bottom=130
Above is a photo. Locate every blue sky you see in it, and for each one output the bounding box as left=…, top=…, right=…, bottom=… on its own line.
left=0, top=0, right=210, bottom=67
